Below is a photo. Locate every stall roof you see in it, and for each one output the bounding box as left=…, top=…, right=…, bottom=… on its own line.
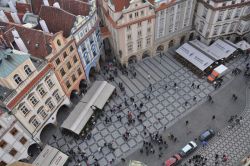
left=61, top=81, right=115, bottom=135
left=209, top=39, right=237, bottom=59
left=32, top=145, right=68, bottom=166
left=176, top=43, right=214, bottom=71
left=236, top=40, right=250, bottom=51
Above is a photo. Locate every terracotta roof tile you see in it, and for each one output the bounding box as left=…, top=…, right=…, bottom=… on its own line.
left=111, top=0, right=130, bottom=12
left=0, top=21, right=54, bottom=58
left=39, top=5, right=76, bottom=38
left=16, top=2, right=32, bottom=14
left=30, top=0, right=56, bottom=14
left=58, top=0, right=90, bottom=16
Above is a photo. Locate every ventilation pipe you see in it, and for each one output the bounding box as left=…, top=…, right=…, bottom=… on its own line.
left=39, top=19, right=49, bottom=33
left=53, top=2, right=60, bottom=8
left=43, top=0, right=50, bottom=6
left=10, top=12, right=21, bottom=24
left=8, top=1, right=17, bottom=12
left=12, top=29, right=28, bottom=53
left=0, top=10, right=9, bottom=22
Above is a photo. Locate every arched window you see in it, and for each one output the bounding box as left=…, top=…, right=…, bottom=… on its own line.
left=13, top=74, right=22, bottom=85
left=24, top=65, right=32, bottom=75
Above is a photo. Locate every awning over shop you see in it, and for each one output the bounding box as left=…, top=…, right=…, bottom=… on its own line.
left=236, top=40, right=250, bottom=51
left=61, top=81, right=115, bottom=135
left=32, top=145, right=68, bottom=166
left=209, top=39, right=237, bottom=59
left=176, top=43, right=214, bottom=71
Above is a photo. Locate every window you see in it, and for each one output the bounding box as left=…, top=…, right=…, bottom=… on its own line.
left=73, top=56, right=78, bottom=63
left=146, top=38, right=151, bottom=45
left=127, top=34, right=131, bottom=40
left=199, top=21, right=205, bottom=33
left=30, top=96, right=39, bottom=106
left=226, top=9, right=233, bottom=19
left=222, top=2, right=226, bottom=6
left=138, top=31, right=142, bottom=36
left=129, top=14, right=132, bottom=19
left=137, top=40, right=142, bottom=49
left=141, top=10, right=144, bottom=16
left=60, top=68, right=66, bottom=77
left=55, top=58, right=61, bottom=65
left=10, top=127, right=18, bottom=136
left=202, top=7, right=208, bottom=18
left=19, top=137, right=27, bottom=145
left=47, top=79, right=54, bottom=89
left=9, top=148, right=17, bottom=156
left=63, top=52, right=68, bottom=59
left=66, top=81, right=71, bottom=89
left=229, top=23, right=236, bottom=32
left=69, top=45, right=74, bottom=52
left=0, top=161, right=7, bottom=166
left=67, top=62, right=72, bottom=70
left=0, top=125, right=2, bottom=130
left=14, top=74, right=22, bottom=85
left=217, top=11, right=224, bottom=21
left=46, top=99, right=55, bottom=110
left=31, top=119, right=40, bottom=128
left=127, top=25, right=131, bottom=30
left=147, top=27, right=151, bottom=33
left=135, top=12, right=138, bottom=17
left=234, top=8, right=241, bottom=18
left=138, top=22, right=141, bottom=27
left=221, top=24, right=228, bottom=34
left=213, top=26, right=219, bottom=35
left=0, top=140, right=7, bottom=149
left=37, top=106, right=47, bottom=119
left=24, top=65, right=32, bottom=75
left=38, top=87, right=46, bottom=97
left=57, top=40, right=61, bottom=46
left=77, top=68, right=82, bottom=76
left=20, top=105, right=30, bottom=116
left=72, top=74, right=76, bottom=82
left=127, top=44, right=133, bottom=52
left=53, top=91, right=61, bottom=102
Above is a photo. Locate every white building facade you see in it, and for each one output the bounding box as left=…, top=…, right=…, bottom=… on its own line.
left=194, top=0, right=250, bottom=44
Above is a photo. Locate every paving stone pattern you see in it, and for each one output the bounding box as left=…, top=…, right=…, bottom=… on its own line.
left=47, top=52, right=247, bottom=166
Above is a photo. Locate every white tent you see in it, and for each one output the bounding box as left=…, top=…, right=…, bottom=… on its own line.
left=61, top=81, right=115, bottom=135
left=176, top=43, right=214, bottom=71
left=209, top=39, right=237, bottom=59
left=236, top=40, right=250, bottom=51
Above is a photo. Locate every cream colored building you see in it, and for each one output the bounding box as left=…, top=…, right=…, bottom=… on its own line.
left=0, top=112, right=34, bottom=166
left=194, top=0, right=250, bottom=44
left=100, top=0, right=156, bottom=65
left=0, top=49, right=70, bottom=143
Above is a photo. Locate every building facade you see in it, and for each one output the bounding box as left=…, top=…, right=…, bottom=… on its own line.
left=0, top=49, right=70, bottom=143
left=154, top=0, right=196, bottom=52
left=194, top=0, right=250, bottom=44
left=0, top=112, right=34, bottom=166
left=100, top=0, right=155, bottom=65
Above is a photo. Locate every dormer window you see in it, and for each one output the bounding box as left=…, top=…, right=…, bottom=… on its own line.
left=24, top=65, right=32, bottom=76
left=14, top=74, right=22, bottom=85
left=57, top=40, right=61, bottom=46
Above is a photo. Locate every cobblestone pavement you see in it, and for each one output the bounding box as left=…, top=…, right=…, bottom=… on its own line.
left=182, top=82, right=250, bottom=166
left=46, top=51, right=247, bottom=166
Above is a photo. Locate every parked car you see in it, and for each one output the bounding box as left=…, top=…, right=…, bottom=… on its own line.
left=179, top=141, right=197, bottom=157
left=199, top=129, right=215, bottom=142
left=165, top=154, right=182, bottom=166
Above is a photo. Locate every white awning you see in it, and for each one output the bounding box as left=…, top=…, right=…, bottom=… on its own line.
left=176, top=43, right=214, bottom=71
left=32, top=145, right=68, bottom=166
left=209, top=39, right=237, bottom=59
left=236, top=40, right=250, bottom=51
left=61, top=81, right=115, bottom=135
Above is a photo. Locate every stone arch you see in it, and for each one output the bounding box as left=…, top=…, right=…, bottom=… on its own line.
left=168, top=40, right=175, bottom=48
left=56, top=105, right=71, bottom=125
left=128, top=55, right=137, bottom=64
left=180, top=35, right=186, bottom=44
left=40, top=123, right=57, bottom=143
left=79, top=79, right=87, bottom=95
left=156, top=45, right=164, bottom=52
left=209, top=40, right=215, bottom=45
left=196, top=36, right=201, bottom=41
left=142, top=50, right=151, bottom=59
left=89, top=66, right=97, bottom=82
left=189, top=32, right=194, bottom=41
left=27, top=143, right=41, bottom=158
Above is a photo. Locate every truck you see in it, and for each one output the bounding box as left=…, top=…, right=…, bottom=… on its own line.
left=207, top=64, right=228, bottom=83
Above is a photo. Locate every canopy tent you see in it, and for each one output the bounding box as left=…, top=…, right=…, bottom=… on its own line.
left=236, top=40, right=250, bottom=51
left=209, top=39, right=237, bottom=59
left=32, top=145, right=68, bottom=166
left=176, top=43, right=214, bottom=71
left=61, top=81, right=115, bottom=135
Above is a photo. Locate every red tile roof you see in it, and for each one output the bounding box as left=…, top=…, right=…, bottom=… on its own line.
left=16, top=2, right=32, bottom=14
left=58, top=0, right=90, bottom=16
left=31, top=0, right=56, bottom=14
left=0, top=21, right=54, bottom=59
left=111, top=0, right=130, bottom=12
left=39, top=5, right=76, bottom=38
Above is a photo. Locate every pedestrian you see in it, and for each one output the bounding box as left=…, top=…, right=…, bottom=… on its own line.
left=197, top=84, right=200, bottom=89
left=121, top=158, right=126, bottom=162
left=174, top=82, right=177, bottom=87
left=212, top=115, right=215, bottom=120
left=193, top=96, right=197, bottom=101
left=184, top=101, right=188, bottom=106
left=185, top=120, right=189, bottom=126
left=191, top=82, right=195, bottom=88
left=147, top=75, right=151, bottom=80
left=222, top=154, right=228, bottom=162
left=165, top=85, right=168, bottom=90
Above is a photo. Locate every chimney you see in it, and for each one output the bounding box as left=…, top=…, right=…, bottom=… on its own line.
left=53, top=2, right=60, bottom=8
left=8, top=1, right=17, bottom=13
left=0, top=10, right=9, bottom=22
left=39, top=19, right=49, bottom=33
left=11, top=29, right=28, bottom=53
left=43, top=0, right=50, bottom=6
left=10, top=12, right=21, bottom=24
